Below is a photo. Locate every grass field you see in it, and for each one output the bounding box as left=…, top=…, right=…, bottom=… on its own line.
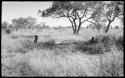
left=1, top=28, right=123, bottom=77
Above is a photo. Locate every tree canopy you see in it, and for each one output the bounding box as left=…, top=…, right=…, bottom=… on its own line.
left=12, top=16, right=36, bottom=29
left=38, top=1, right=123, bottom=34
left=38, top=1, right=104, bottom=34
left=104, top=1, right=124, bottom=33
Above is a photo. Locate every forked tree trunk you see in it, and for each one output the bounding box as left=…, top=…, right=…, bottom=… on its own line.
left=76, top=27, right=80, bottom=34
left=68, top=17, right=77, bottom=34
left=74, top=25, right=77, bottom=34
left=76, top=23, right=82, bottom=34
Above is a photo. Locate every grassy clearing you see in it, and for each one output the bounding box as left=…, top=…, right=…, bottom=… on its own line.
left=2, top=28, right=123, bottom=77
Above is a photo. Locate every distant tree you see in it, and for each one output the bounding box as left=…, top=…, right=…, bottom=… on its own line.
left=25, top=16, right=36, bottom=29
left=104, top=1, right=124, bottom=33
left=12, top=16, right=36, bottom=30
left=40, top=22, right=50, bottom=29
left=2, top=21, right=9, bottom=29
left=38, top=1, right=104, bottom=34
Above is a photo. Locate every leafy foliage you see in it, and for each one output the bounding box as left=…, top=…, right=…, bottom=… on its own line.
left=38, top=1, right=103, bottom=34
left=2, top=22, right=9, bottom=30
left=104, top=1, right=124, bottom=33
left=12, top=17, right=36, bottom=30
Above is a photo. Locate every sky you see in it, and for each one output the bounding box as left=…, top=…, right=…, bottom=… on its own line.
left=2, top=1, right=122, bottom=27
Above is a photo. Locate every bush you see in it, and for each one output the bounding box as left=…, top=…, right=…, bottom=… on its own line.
left=96, top=35, right=116, bottom=51
left=11, top=35, right=19, bottom=39
left=96, top=35, right=115, bottom=44
left=43, top=39, right=56, bottom=49
left=115, top=36, right=123, bottom=51
left=96, top=35, right=123, bottom=51
left=5, top=29, right=11, bottom=34
left=44, top=39, right=55, bottom=45
left=75, top=35, right=116, bottom=54
left=75, top=41, right=104, bottom=54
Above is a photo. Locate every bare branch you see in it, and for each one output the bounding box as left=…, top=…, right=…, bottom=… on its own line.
left=76, top=11, right=81, bottom=20
left=68, top=17, right=75, bottom=30
left=117, top=16, right=124, bottom=20
left=81, top=17, right=92, bottom=24
left=80, top=8, right=88, bottom=19
left=87, top=20, right=97, bottom=25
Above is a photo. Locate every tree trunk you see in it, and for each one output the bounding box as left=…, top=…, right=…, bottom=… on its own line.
left=74, top=25, right=77, bottom=34
left=76, top=21, right=82, bottom=34
left=72, top=24, right=76, bottom=34
left=68, top=17, right=77, bottom=34
left=105, top=22, right=111, bottom=33
left=72, top=24, right=77, bottom=34
left=73, top=19, right=77, bottom=34
left=74, top=29, right=77, bottom=34
left=76, top=25, right=81, bottom=34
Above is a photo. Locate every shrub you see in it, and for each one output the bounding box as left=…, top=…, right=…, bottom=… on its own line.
left=11, top=35, right=18, bottom=39
left=96, top=35, right=116, bottom=51
left=75, top=35, right=116, bottom=54
left=43, top=39, right=56, bottom=49
left=44, top=39, right=55, bottom=45
left=115, top=36, right=123, bottom=51
left=5, top=29, right=11, bottom=34
left=75, top=41, right=104, bottom=54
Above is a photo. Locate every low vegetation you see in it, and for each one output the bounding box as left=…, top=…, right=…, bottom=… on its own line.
left=2, top=26, right=123, bottom=77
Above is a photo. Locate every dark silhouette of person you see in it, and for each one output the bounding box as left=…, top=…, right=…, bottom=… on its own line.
left=34, top=35, right=38, bottom=44
left=90, top=37, right=98, bottom=44
left=91, top=37, right=95, bottom=43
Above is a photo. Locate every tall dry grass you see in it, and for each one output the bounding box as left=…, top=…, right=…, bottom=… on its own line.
left=2, top=28, right=123, bottom=77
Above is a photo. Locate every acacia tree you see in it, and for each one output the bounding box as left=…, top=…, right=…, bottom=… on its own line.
left=104, top=1, right=124, bottom=33
left=38, top=1, right=103, bottom=34
left=12, top=16, right=36, bottom=30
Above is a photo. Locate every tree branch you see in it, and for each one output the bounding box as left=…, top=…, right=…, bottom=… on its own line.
left=80, top=8, right=88, bottom=19
left=117, top=16, right=124, bottom=20
left=87, top=20, right=97, bottom=25
left=76, top=11, right=81, bottom=20
left=67, top=16, right=75, bottom=31
left=111, top=14, right=117, bottom=22
left=81, top=17, right=92, bottom=24
left=106, top=15, right=111, bottom=22
left=67, top=10, right=75, bottom=20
